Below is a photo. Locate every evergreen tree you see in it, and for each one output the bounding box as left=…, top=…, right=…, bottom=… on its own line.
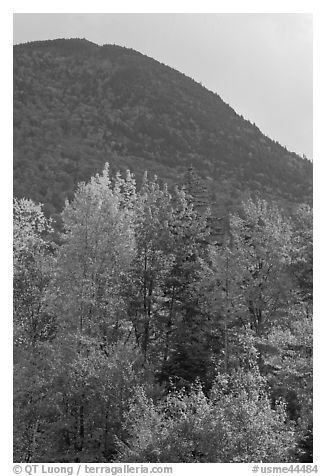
left=158, top=187, right=213, bottom=388
left=182, top=165, right=210, bottom=213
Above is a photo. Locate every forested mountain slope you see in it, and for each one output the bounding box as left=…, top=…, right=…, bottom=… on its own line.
left=13, top=38, right=313, bottom=463
left=14, top=38, right=312, bottom=219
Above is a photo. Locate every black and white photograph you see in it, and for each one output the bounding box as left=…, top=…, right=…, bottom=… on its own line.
left=12, top=10, right=314, bottom=470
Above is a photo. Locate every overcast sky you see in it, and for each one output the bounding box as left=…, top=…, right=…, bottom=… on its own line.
left=13, top=13, right=313, bottom=159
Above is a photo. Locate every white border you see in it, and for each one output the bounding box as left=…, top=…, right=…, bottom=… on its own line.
left=2, top=2, right=323, bottom=473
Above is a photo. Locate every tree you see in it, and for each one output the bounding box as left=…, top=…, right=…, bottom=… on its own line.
left=289, top=204, right=313, bottom=303
left=227, top=198, right=293, bottom=369
left=262, top=301, right=313, bottom=460
left=119, top=356, right=295, bottom=463
left=199, top=242, right=245, bottom=374
left=13, top=198, right=56, bottom=346
left=53, top=163, right=135, bottom=346
left=13, top=198, right=57, bottom=462
left=41, top=164, right=138, bottom=461
left=182, top=165, right=210, bottom=213
left=157, top=187, right=213, bottom=389
left=13, top=169, right=312, bottom=463
left=122, top=174, right=175, bottom=362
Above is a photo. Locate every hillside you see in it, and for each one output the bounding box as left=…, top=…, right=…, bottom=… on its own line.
left=13, top=39, right=313, bottom=463
left=13, top=38, right=312, bottom=219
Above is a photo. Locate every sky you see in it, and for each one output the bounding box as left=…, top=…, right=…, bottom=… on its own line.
left=13, top=13, right=313, bottom=159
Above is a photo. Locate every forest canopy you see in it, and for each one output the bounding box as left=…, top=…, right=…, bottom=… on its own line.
left=13, top=164, right=313, bottom=463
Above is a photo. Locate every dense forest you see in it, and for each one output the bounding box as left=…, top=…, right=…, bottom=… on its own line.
left=14, top=164, right=312, bottom=463
left=14, top=39, right=312, bottom=226
left=14, top=38, right=313, bottom=464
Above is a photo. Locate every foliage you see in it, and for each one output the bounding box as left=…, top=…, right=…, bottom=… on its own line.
left=13, top=198, right=56, bottom=347
left=13, top=165, right=313, bottom=463
left=53, top=164, right=135, bottom=343
left=14, top=39, right=312, bottom=221
left=118, top=366, right=295, bottom=463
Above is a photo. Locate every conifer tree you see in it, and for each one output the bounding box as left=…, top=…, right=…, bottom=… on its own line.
left=183, top=165, right=209, bottom=213
left=158, top=187, right=213, bottom=388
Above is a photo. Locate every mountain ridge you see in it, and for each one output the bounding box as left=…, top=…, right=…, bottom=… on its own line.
left=13, top=38, right=312, bottom=219
left=14, top=37, right=307, bottom=157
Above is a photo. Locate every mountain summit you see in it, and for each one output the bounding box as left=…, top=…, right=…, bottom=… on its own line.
left=14, top=38, right=312, bottom=217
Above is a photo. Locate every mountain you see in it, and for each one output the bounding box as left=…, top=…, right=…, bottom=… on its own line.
left=13, top=38, right=312, bottom=220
